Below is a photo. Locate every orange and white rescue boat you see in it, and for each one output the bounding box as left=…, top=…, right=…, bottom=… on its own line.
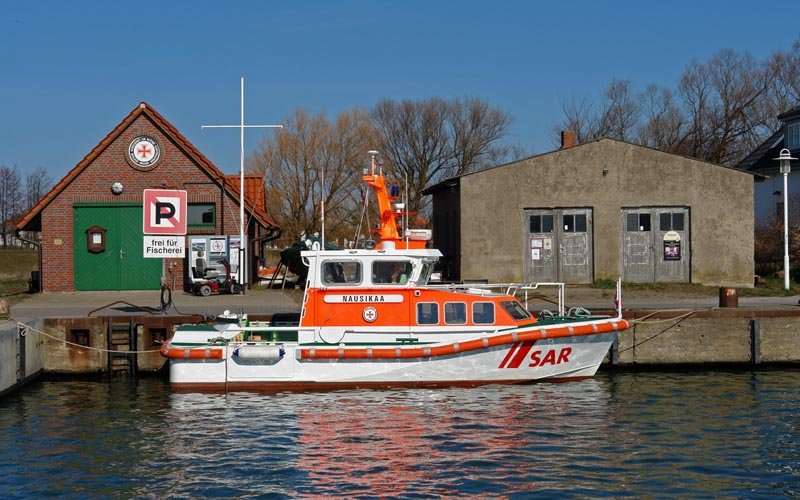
left=161, top=153, right=632, bottom=391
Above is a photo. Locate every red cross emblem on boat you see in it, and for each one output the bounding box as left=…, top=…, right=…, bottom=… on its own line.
left=362, top=306, right=377, bottom=323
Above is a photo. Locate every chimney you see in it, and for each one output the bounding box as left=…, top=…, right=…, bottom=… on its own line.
left=560, top=130, right=577, bottom=149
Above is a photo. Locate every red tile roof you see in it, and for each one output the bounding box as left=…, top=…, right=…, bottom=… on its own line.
left=16, top=102, right=278, bottom=231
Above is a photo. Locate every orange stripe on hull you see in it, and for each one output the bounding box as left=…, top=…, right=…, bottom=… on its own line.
left=300, top=319, right=629, bottom=360
left=160, top=343, right=224, bottom=360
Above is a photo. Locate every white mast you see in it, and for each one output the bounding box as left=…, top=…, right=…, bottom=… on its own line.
left=202, top=77, right=282, bottom=290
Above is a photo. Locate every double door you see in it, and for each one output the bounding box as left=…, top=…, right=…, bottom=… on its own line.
left=622, top=207, right=690, bottom=282
left=524, top=208, right=593, bottom=284
left=74, top=205, right=161, bottom=290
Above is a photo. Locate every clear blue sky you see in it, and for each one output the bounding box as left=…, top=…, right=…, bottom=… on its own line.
left=2, top=1, right=799, bottom=181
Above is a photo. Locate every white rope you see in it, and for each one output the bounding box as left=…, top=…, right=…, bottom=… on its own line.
left=15, top=321, right=162, bottom=354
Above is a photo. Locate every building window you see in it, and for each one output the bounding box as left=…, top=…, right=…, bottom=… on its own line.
left=563, top=214, right=587, bottom=233
left=417, top=303, right=439, bottom=325
left=788, top=122, right=800, bottom=151
left=444, top=302, right=467, bottom=324
left=627, top=213, right=651, bottom=232
left=530, top=214, right=554, bottom=233
left=659, top=212, right=685, bottom=231
left=188, top=203, right=215, bottom=228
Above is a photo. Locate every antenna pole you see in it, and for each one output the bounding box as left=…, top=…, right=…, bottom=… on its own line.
left=201, top=78, right=282, bottom=291
left=239, top=77, right=245, bottom=289
left=321, top=163, right=325, bottom=249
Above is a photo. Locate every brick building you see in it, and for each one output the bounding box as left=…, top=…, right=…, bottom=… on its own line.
left=15, top=102, right=279, bottom=292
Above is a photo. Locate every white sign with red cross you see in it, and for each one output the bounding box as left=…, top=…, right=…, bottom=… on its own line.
left=143, top=189, right=187, bottom=235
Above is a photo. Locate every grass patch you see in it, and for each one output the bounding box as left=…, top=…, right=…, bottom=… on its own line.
left=739, top=276, right=799, bottom=297
left=0, top=250, right=38, bottom=310
left=593, top=277, right=800, bottom=297
left=591, top=279, right=716, bottom=294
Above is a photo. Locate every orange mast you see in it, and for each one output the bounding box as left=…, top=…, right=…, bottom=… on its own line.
left=362, top=152, right=426, bottom=250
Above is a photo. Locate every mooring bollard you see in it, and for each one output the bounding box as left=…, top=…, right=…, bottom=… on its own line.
left=719, top=287, right=738, bottom=308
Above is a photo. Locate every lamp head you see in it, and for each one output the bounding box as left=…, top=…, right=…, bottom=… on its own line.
left=775, top=148, right=797, bottom=175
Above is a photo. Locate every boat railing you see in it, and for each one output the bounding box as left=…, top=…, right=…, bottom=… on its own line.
left=429, top=282, right=566, bottom=316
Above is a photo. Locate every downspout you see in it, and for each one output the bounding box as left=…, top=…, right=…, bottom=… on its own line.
left=15, top=229, right=42, bottom=293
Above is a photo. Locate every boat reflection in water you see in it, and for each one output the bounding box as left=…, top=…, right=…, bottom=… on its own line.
left=162, top=379, right=612, bottom=497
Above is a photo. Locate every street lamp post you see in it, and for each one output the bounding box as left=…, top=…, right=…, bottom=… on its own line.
left=776, top=148, right=797, bottom=290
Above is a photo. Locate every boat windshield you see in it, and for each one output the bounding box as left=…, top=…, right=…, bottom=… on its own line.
left=418, top=261, right=434, bottom=285
left=500, top=300, right=532, bottom=320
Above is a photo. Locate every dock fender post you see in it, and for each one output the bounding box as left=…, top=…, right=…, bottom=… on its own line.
left=750, top=319, right=761, bottom=365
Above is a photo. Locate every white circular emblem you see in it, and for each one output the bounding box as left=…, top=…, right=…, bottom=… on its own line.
left=128, top=136, right=160, bottom=170
left=111, top=182, right=124, bottom=195
left=362, top=306, right=378, bottom=323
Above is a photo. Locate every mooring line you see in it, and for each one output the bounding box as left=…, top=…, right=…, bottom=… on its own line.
left=14, top=321, right=162, bottom=355
left=618, top=309, right=705, bottom=353
left=630, top=309, right=703, bottom=324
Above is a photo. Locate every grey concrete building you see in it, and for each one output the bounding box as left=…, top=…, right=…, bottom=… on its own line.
left=424, top=136, right=755, bottom=287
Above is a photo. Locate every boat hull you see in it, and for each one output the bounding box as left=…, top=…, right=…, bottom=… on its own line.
left=166, top=331, right=616, bottom=392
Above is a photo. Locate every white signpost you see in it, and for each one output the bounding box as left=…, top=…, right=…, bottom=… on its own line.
left=143, top=189, right=187, bottom=258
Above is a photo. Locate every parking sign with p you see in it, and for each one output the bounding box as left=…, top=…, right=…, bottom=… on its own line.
left=143, top=189, right=188, bottom=235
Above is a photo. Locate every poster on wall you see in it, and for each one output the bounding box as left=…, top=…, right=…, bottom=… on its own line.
left=663, top=231, right=681, bottom=261
left=209, top=237, right=226, bottom=257
left=190, top=239, right=207, bottom=278
left=228, top=236, right=239, bottom=273
left=532, top=248, right=541, bottom=261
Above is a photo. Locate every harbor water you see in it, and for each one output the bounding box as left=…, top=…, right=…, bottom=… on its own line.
left=1, top=370, right=799, bottom=498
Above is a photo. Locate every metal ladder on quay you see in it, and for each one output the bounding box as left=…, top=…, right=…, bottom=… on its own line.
left=107, top=318, right=138, bottom=377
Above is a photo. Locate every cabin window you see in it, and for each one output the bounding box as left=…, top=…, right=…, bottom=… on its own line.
left=322, top=261, right=361, bottom=285
left=418, top=261, right=435, bottom=285
left=417, top=302, right=439, bottom=325
left=501, top=301, right=531, bottom=320
left=444, top=302, right=467, bottom=324
left=373, top=260, right=413, bottom=285
left=472, top=302, right=495, bottom=324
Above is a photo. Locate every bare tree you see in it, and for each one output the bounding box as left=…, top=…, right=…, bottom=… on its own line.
left=25, top=165, right=52, bottom=211
left=449, top=97, right=515, bottom=174
left=0, top=165, right=23, bottom=248
left=249, top=108, right=376, bottom=245
left=372, top=97, right=513, bottom=215
left=551, top=46, right=784, bottom=167
left=765, top=40, right=800, bottom=132
left=596, top=79, right=641, bottom=142
left=637, top=84, right=686, bottom=152
left=550, top=96, right=598, bottom=145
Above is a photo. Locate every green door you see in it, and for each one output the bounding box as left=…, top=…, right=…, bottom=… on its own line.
left=74, top=204, right=161, bottom=290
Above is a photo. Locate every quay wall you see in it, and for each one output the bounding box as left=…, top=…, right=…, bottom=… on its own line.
left=0, top=320, right=45, bottom=397
left=612, top=309, right=800, bottom=366
left=3, top=310, right=800, bottom=391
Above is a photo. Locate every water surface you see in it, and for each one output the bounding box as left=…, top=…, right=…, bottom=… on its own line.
left=1, top=371, right=798, bottom=498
